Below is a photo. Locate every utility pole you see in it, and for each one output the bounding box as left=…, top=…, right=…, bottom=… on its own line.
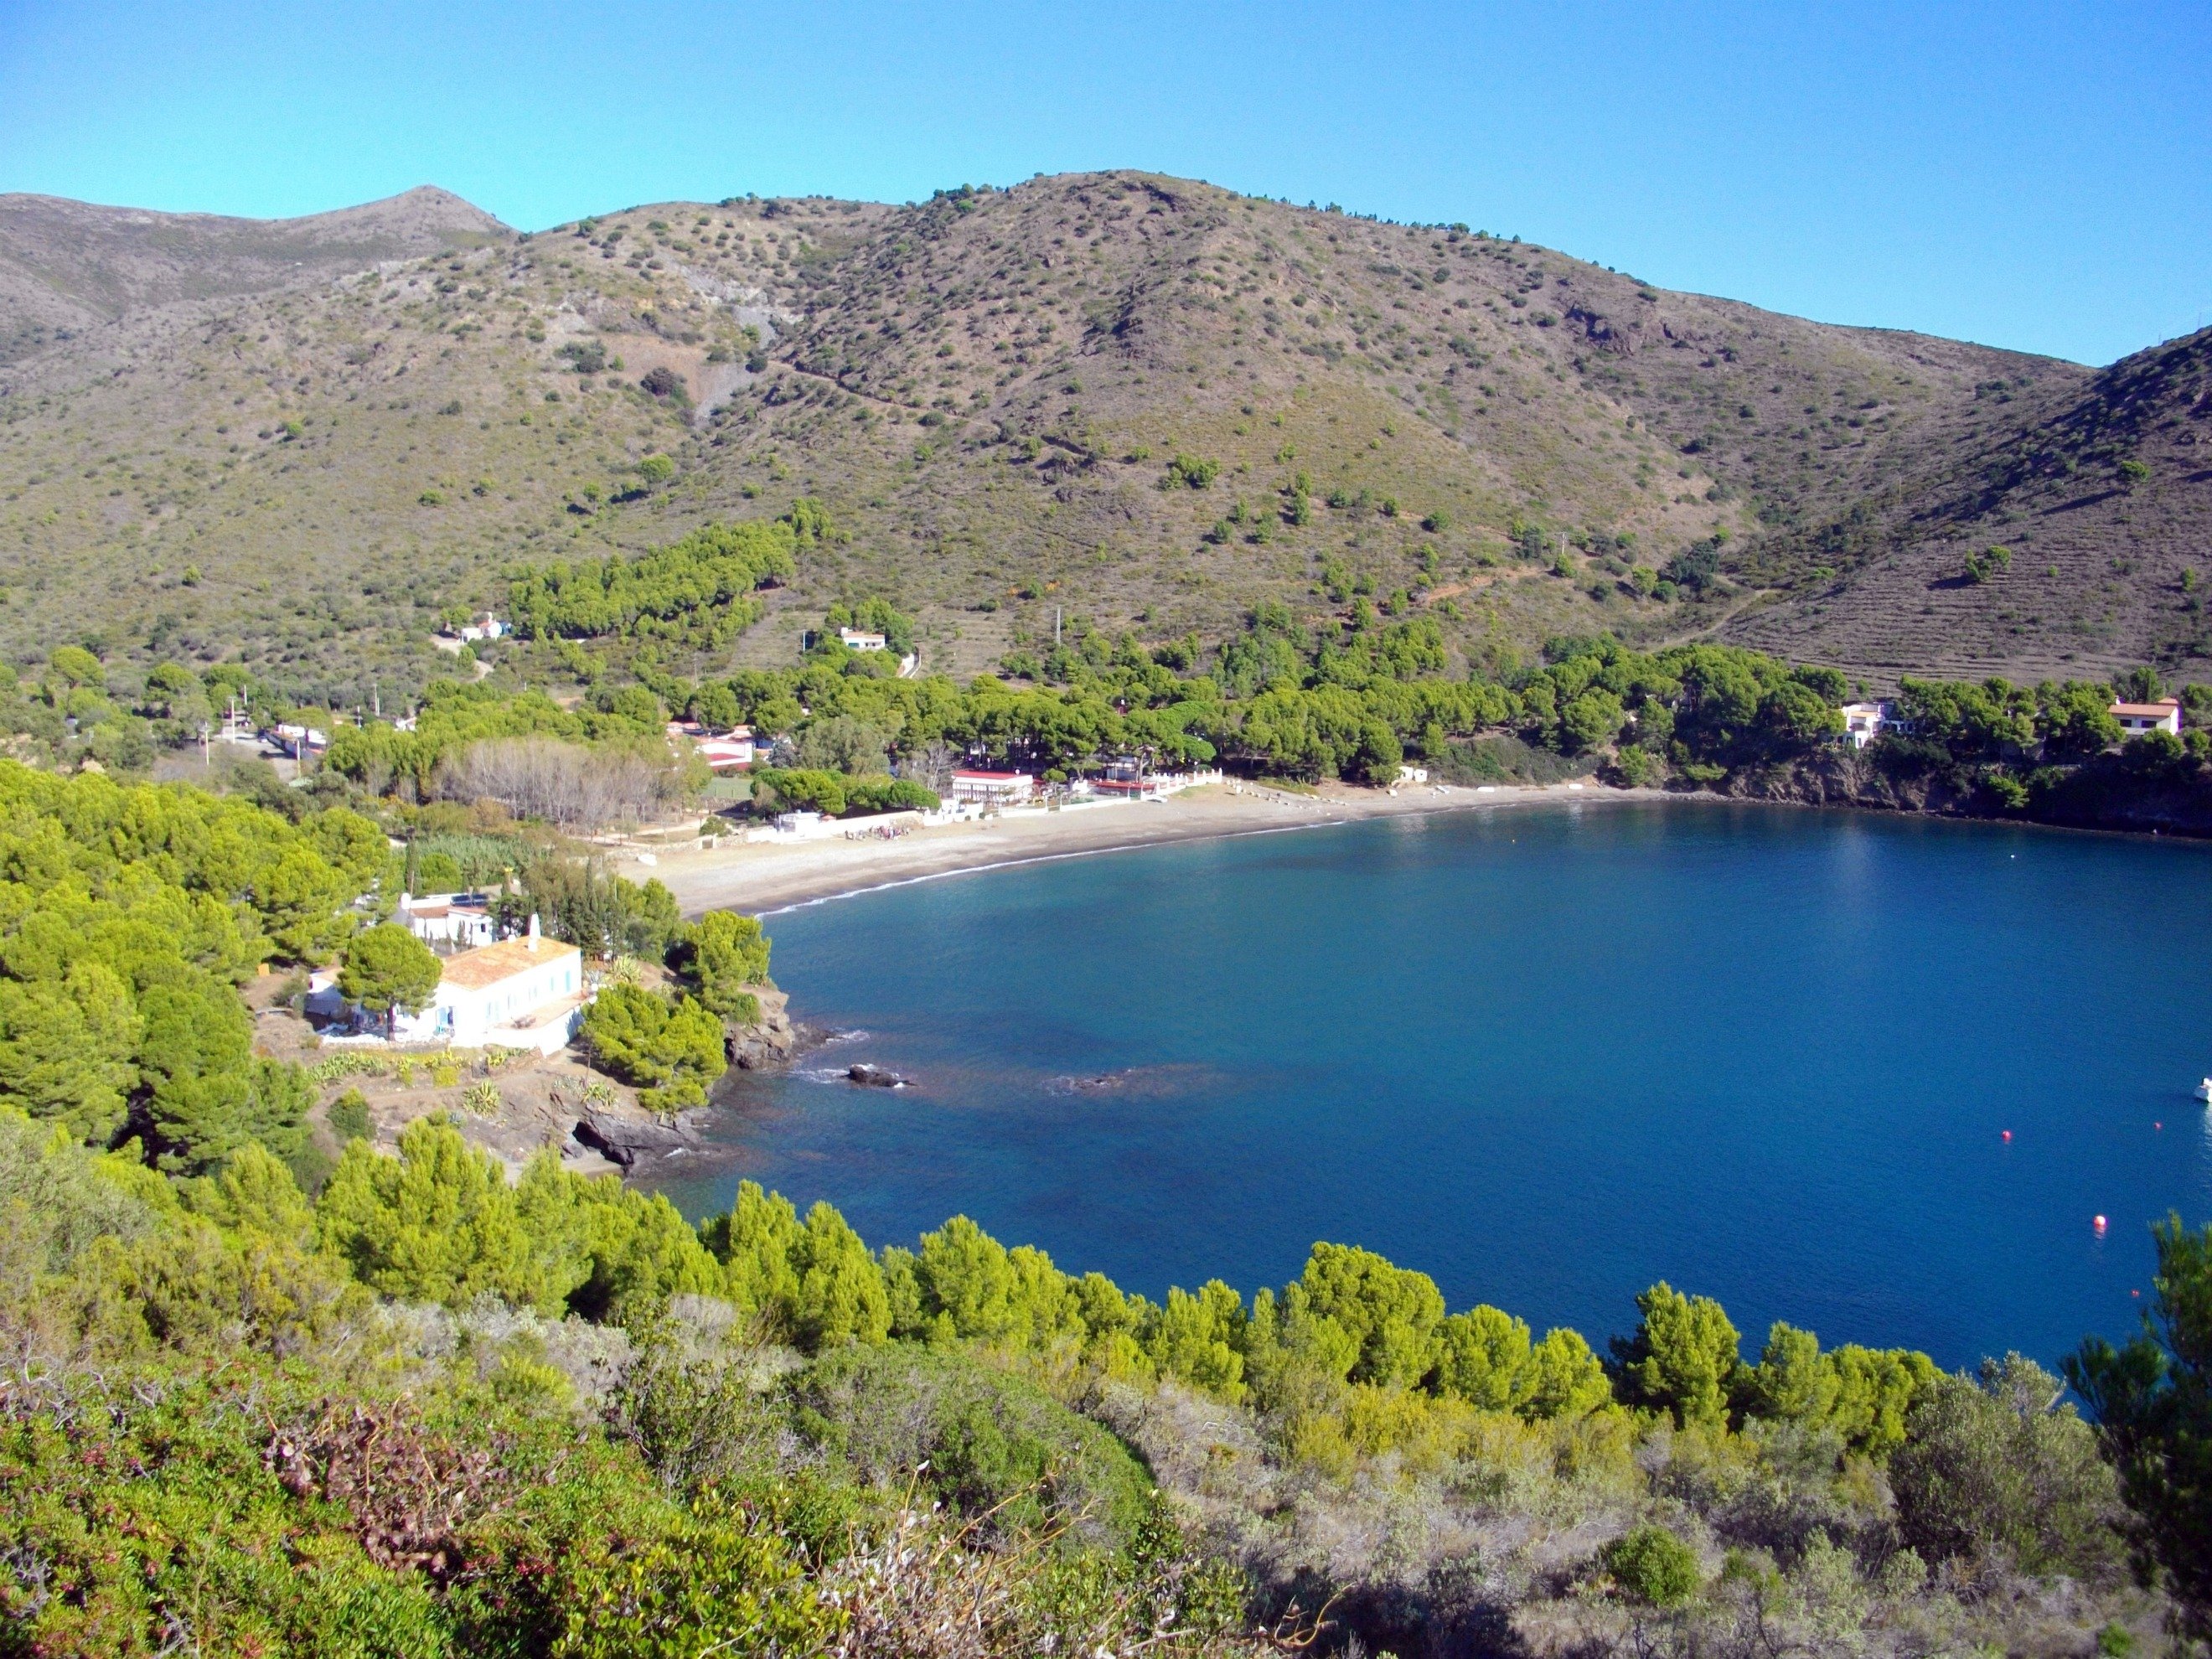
left=1054, top=607, right=1062, bottom=647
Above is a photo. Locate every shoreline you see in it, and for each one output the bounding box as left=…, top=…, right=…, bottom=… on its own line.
left=654, top=781, right=1667, bottom=917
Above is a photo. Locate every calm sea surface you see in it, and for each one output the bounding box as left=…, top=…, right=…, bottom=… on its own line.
left=640, top=801, right=2212, bottom=1369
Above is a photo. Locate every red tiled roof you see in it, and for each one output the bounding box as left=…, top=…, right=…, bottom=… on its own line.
left=439, top=938, right=581, bottom=991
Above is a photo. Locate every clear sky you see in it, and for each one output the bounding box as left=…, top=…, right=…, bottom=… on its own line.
left=1, top=0, right=2204, bottom=366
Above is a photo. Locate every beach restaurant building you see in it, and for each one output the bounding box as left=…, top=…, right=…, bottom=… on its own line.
left=949, top=769, right=1036, bottom=808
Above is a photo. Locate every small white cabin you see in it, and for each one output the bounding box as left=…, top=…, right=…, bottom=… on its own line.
left=2111, top=698, right=2182, bottom=738
left=837, top=628, right=888, bottom=652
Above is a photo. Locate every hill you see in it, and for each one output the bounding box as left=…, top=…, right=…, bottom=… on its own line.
left=1729, top=324, right=2212, bottom=680
left=1, top=172, right=2202, bottom=705
left=0, top=186, right=509, bottom=365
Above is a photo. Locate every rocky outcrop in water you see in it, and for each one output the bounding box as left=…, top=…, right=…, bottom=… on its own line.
left=726, top=986, right=816, bottom=1070
left=571, top=1104, right=706, bottom=1168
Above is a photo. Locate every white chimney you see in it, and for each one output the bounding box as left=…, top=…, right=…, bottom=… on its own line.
left=526, top=912, right=540, bottom=950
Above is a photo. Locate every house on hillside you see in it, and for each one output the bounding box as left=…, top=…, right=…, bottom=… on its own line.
left=457, top=613, right=507, bottom=643
left=838, top=627, right=888, bottom=652
left=397, top=891, right=497, bottom=949
left=308, top=919, right=591, bottom=1054
left=949, top=769, right=1035, bottom=808
left=432, top=926, right=589, bottom=1053
left=1840, top=700, right=1896, bottom=749
left=666, top=720, right=756, bottom=771
left=2111, top=697, right=2182, bottom=738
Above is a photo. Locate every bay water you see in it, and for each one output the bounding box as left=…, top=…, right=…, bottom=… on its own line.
left=641, top=800, right=2212, bottom=1369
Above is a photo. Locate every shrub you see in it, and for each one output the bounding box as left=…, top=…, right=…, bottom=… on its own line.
left=1890, top=1354, right=2123, bottom=1579
left=339, top=923, right=442, bottom=1018
left=581, top=984, right=727, bottom=1110
left=677, top=912, right=772, bottom=1024
left=840, top=777, right=938, bottom=816
left=328, top=1088, right=372, bottom=1144
left=1165, top=453, right=1220, bottom=489
left=1965, top=545, right=2013, bottom=583
left=787, top=1344, right=1155, bottom=1549
left=1605, top=1524, right=1702, bottom=1606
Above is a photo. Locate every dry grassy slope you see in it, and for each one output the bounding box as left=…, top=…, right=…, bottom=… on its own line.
left=1725, top=327, right=2212, bottom=682
left=597, top=173, right=2070, bottom=680
left=0, top=170, right=2153, bottom=709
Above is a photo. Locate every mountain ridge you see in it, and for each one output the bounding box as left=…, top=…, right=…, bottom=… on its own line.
left=0, top=185, right=509, bottom=364
left=0, top=173, right=2200, bottom=702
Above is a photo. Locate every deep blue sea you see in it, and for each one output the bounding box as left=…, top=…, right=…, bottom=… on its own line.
left=640, top=800, right=2212, bottom=1370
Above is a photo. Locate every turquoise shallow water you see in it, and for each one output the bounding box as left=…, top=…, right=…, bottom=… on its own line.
left=641, top=800, right=2212, bottom=1369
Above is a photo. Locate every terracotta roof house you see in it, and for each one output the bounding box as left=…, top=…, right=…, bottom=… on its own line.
left=2110, top=697, right=2182, bottom=738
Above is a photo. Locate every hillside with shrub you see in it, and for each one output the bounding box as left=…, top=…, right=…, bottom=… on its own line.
left=3, top=1099, right=2195, bottom=1656
left=0, top=744, right=2204, bottom=1651
left=7, top=173, right=2205, bottom=711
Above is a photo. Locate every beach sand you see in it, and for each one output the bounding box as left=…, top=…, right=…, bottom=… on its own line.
left=652, top=781, right=1646, bottom=917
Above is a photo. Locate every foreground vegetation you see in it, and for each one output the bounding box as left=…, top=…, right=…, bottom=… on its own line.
left=8, top=1103, right=2201, bottom=1657
left=0, top=761, right=2204, bottom=1653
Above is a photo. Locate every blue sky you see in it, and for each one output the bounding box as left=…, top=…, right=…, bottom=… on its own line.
left=1, top=0, right=2204, bottom=365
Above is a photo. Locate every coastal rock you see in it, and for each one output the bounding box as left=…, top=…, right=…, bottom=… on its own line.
left=727, top=986, right=818, bottom=1070
left=572, top=1107, right=703, bottom=1168
left=846, top=1063, right=909, bottom=1088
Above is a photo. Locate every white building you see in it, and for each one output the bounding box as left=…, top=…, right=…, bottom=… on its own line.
left=396, top=891, right=497, bottom=949
left=2111, top=697, right=2182, bottom=738
left=308, top=922, right=591, bottom=1056
left=666, top=720, right=757, bottom=771
left=950, top=769, right=1036, bottom=807
left=457, top=613, right=507, bottom=643
left=1396, top=764, right=1430, bottom=784
left=1840, top=700, right=1895, bottom=750
left=426, top=928, right=588, bottom=1053
left=838, top=627, right=888, bottom=652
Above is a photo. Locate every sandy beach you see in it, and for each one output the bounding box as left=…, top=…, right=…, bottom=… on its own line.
left=650, top=780, right=1650, bottom=917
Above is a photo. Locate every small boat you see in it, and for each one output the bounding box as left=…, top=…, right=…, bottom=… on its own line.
left=2196, top=1078, right=2212, bottom=1103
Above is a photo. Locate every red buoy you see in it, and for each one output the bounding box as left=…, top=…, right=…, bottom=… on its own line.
left=2001, top=1129, right=2012, bottom=1141
left=2094, top=1215, right=2109, bottom=1233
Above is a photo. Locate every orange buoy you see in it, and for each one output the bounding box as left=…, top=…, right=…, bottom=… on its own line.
left=2094, top=1215, right=2109, bottom=1233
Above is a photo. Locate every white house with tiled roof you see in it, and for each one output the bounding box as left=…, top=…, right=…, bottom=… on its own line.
left=421, top=923, right=587, bottom=1053
left=313, top=919, right=589, bottom=1054
left=2110, top=697, right=2182, bottom=738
